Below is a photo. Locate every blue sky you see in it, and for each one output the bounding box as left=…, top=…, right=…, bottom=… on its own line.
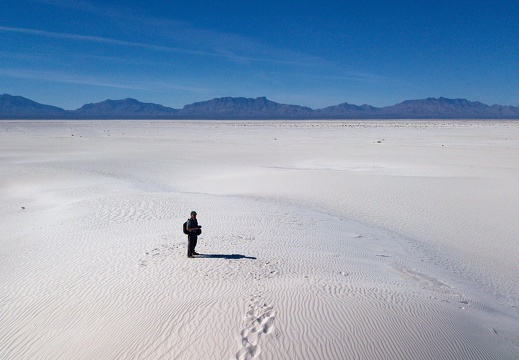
left=1, top=0, right=518, bottom=109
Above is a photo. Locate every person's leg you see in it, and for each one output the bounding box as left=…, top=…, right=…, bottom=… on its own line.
left=193, top=236, right=198, bottom=254
left=187, top=235, right=195, bottom=257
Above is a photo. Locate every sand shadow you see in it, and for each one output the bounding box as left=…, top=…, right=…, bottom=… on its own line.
left=197, top=253, right=256, bottom=260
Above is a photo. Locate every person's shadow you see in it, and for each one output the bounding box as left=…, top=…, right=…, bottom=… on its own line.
left=197, top=254, right=256, bottom=260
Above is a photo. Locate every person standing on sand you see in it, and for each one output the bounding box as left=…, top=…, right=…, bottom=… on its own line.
left=186, top=211, right=202, bottom=258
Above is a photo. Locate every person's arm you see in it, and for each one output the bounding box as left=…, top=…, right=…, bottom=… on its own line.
left=186, top=220, right=201, bottom=232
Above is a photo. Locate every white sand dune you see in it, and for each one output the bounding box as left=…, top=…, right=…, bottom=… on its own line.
left=1, top=120, right=518, bottom=359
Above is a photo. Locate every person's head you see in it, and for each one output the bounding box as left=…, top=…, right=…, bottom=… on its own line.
left=190, top=211, right=197, bottom=219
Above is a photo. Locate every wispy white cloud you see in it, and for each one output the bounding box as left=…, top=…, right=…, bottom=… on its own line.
left=255, top=68, right=387, bottom=84
left=0, top=26, right=218, bottom=57
left=0, top=24, right=327, bottom=68
left=9, top=0, right=338, bottom=68
left=0, top=67, right=145, bottom=90
left=0, top=67, right=210, bottom=94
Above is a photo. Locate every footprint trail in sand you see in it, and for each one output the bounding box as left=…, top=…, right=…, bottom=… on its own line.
left=236, top=293, right=276, bottom=360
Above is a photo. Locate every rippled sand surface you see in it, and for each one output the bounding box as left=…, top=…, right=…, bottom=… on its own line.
left=1, top=120, right=518, bottom=359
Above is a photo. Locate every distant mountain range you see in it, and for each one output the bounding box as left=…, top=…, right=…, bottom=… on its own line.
left=1, top=94, right=518, bottom=119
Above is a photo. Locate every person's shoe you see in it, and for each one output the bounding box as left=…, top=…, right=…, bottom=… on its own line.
left=192, top=251, right=200, bottom=255
left=187, top=255, right=194, bottom=258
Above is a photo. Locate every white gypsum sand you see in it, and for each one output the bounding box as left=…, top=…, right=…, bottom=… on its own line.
left=1, top=120, right=518, bottom=359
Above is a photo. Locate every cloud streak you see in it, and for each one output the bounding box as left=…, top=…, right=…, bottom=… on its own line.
left=1, top=24, right=328, bottom=68
left=0, top=67, right=146, bottom=90
left=0, top=26, right=217, bottom=57
left=0, top=67, right=210, bottom=94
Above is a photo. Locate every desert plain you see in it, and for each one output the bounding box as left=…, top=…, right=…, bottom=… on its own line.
left=1, top=120, right=518, bottom=359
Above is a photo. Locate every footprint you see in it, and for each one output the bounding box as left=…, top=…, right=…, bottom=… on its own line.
left=139, top=243, right=181, bottom=267
left=236, top=296, right=276, bottom=359
left=236, top=344, right=261, bottom=360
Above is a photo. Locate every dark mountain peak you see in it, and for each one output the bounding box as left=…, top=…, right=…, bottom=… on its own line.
left=1, top=94, right=29, bottom=104
left=380, top=97, right=500, bottom=118
left=0, top=94, right=66, bottom=119
left=400, top=97, right=487, bottom=108
left=180, top=96, right=313, bottom=119
left=319, top=102, right=377, bottom=111
left=78, top=98, right=157, bottom=110
left=74, top=98, right=178, bottom=118
left=184, top=96, right=280, bottom=109
left=315, top=102, right=377, bottom=119
left=1, top=94, right=62, bottom=109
